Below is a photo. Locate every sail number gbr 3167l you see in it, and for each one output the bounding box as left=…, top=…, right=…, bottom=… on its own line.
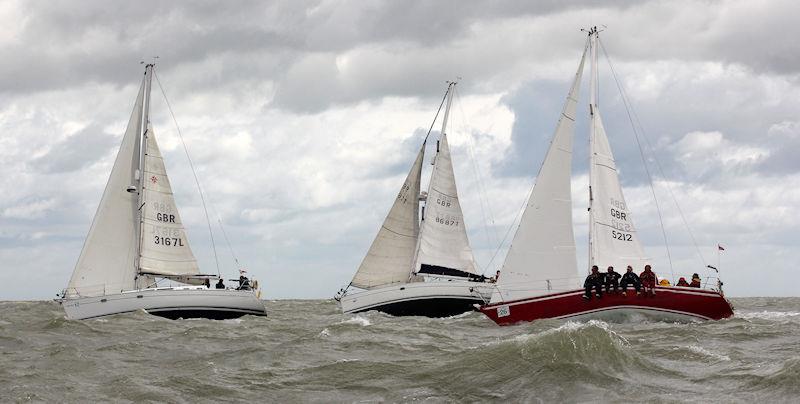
left=154, top=236, right=184, bottom=247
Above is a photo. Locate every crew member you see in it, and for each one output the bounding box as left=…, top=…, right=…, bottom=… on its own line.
left=689, top=273, right=702, bottom=288
left=659, top=278, right=671, bottom=286
left=676, top=277, right=689, bottom=287
left=583, top=265, right=604, bottom=300
left=620, top=266, right=642, bottom=295
left=605, top=266, right=621, bottom=294
left=215, top=279, right=225, bottom=289
left=640, top=265, right=657, bottom=296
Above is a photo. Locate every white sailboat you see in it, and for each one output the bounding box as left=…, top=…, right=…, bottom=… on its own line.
left=56, top=64, right=267, bottom=320
left=337, top=82, right=494, bottom=317
left=479, top=28, right=733, bottom=325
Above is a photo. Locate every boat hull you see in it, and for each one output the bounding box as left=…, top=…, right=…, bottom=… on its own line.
left=340, top=281, right=494, bottom=317
left=479, top=286, right=734, bottom=325
left=59, top=287, right=267, bottom=320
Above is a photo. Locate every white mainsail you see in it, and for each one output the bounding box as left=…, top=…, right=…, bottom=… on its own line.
left=137, top=124, right=201, bottom=276
left=491, top=43, right=588, bottom=304
left=414, top=84, right=477, bottom=276
left=351, top=144, right=425, bottom=289
left=67, top=80, right=145, bottom=297
left=588, top=30, right=649, bottom=273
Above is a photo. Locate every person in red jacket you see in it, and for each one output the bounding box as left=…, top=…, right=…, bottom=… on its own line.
left=676, top=277, right=690, bottom=287
left=639, top=265, right=657, bottom=296
left=689, top=273, right=702, bottom=288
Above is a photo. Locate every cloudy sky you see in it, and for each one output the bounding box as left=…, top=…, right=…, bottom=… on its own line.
left=1, top=0, right=798, bottom=300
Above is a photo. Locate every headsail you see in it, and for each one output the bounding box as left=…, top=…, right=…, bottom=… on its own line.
left=491, top=42, right=588, bottom=303
left=588, top=112, right=649, bottom=272
left=588, top=29, right=649, bottom=273
left=350, top=143, right=425, bottom=289
left=137, top=124, right=201, bottom=277
left=67, top=79, right=145, bottom=297
left=414, top=84, right=478, bottom=276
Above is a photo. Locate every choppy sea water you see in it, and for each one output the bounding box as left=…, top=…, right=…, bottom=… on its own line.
left=1, top=298, right=798, bottom=403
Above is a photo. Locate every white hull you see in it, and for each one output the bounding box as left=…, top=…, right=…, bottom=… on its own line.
left=340, top=280, right=495, bottom=317
left=59, top=286, right=267, bottom=320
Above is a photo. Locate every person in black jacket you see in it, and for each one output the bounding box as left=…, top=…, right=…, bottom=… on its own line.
left=605, top=266, right=621, bottom=294
left=215, top=278, right=225, bottom=289
left=620, top=265, right=641, bottom=295
left=583, top=265, right=604, bottom=300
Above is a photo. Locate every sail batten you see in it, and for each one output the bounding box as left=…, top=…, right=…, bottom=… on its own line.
left=491, top=42, right=588, bottom=303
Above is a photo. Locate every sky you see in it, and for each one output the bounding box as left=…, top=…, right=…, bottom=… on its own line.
left=1, top=0, right=798, bottom=300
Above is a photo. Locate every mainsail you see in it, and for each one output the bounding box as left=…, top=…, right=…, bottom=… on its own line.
left=491, top=43, right=588, bottom=304
left=588, top=32, right=649, bottom=273
left=414, top=84, right=477, bottom=276
left=350, top=144, right=425, bottom=289
left=137, top=124, right=200, bottom=276
left=67, top=80, right=145, bottom=297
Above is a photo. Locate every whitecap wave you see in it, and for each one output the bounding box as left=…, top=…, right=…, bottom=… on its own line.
left=687, top=344, right=731, bottom=361
left=738, top=311, right=800, bottom=320
left=341, top=315, right=371, bottom=326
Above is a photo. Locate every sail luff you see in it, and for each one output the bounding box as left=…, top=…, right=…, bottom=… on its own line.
left=588, top=28, right=599, bottom=270
left=135, top=64, right=154, bottom=284
left=490, top=40, right=588, bottom=303
left=350, top=143, right=425, bottom=289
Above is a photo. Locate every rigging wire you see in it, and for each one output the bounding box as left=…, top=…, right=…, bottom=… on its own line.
left=599, top=44, right=709, bottom=269
left=598, top=39, right=674, bottom=279
left=598, top=39, right=708, bottom=269
left=153, top=71, right=222, bottom=277
left=424, top=87, right=451, bottom=143
left=599, top=39, right=709, bottom=279
left=453, top=86, right=500, bottom=261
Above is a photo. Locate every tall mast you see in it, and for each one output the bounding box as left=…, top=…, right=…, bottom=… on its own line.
left=135, top=64, right=155, bottom=279
left=411, top=81, right=456, bottom=277
left=587, top=27, right=599, bottom=271
left=440, top=81, right=455, bottom=137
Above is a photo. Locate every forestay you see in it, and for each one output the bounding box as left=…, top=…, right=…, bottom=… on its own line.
left=491, top=44, right=587, bottom=304
left=138, top=124, right=201, bottom=276
left=67, top=80, right=145, bottom=297
left=350, top=144, right=425, bottom=289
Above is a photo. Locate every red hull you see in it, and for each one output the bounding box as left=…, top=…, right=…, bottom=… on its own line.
left=479, top=286, right=734, bottom=326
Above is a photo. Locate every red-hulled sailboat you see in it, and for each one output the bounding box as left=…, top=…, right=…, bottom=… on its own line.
left=478, top=27, right=733, bottom=325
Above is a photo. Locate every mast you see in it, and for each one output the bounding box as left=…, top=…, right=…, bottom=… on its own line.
left=587, top=26, right=599, bottom=271
left=135, top=64, right=155, bottom=282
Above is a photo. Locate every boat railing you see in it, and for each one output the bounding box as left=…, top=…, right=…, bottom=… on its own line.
left=492, top=273, right=724, bottom=295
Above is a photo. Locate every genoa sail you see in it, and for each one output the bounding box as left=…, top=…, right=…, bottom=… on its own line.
left=491, top=43, right=587, bottom=304
left=350, top=144, right=425, bottom=289
left=137, top=124, right=201, bottom=277
left=67, top=79, right=145, bottom=297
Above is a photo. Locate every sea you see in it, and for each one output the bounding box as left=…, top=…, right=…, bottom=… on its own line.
left=1, top=297, right=798, bottom=403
